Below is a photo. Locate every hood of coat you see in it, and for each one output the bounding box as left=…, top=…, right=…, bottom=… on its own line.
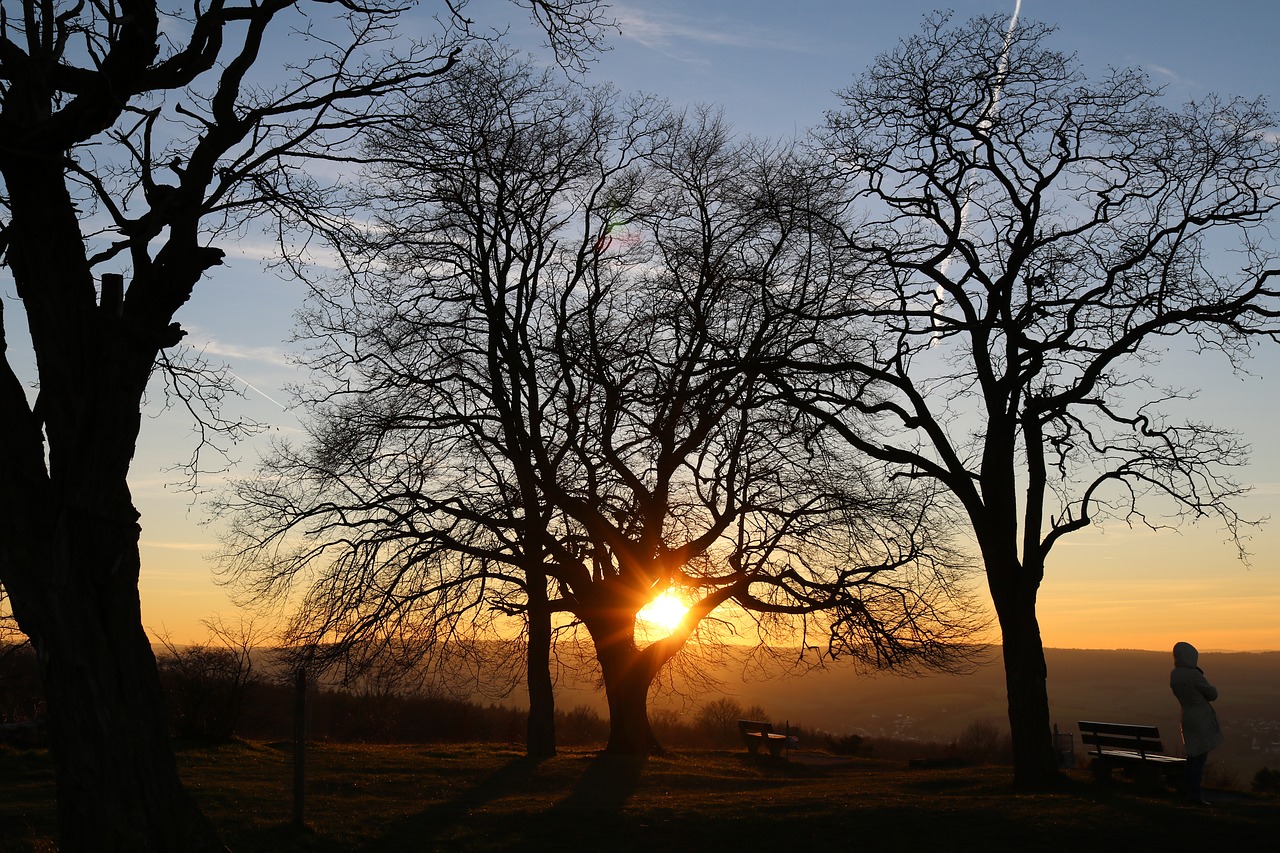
left=1174, top=641, right=1199, bottom=668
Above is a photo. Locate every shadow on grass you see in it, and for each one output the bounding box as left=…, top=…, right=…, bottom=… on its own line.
left=552, top=753, right=646, bottom=813
left=336, top=751, right=648, bottom=852
left=214, top=752, right=553, bottom=852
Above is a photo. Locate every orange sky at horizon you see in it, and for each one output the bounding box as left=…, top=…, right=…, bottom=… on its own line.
left=137, top=495, right=1280, bottom=653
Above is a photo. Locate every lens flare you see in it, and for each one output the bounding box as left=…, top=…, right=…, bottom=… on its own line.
left=636, top=591, right=689, bottom=633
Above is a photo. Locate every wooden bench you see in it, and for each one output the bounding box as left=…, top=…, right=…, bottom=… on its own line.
left=1077, top=720, right=1185, bottom=788
left=738, top=719, right=792, bottom=758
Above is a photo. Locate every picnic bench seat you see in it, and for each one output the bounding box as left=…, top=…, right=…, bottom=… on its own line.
left=738, top=719, right=793, bottom=758
left=1077, top=720, right=1185, bottom=787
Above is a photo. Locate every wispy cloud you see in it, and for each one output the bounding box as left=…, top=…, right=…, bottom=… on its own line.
left=221, top=235, right=348, bottom=272
left=181, top=336, right=297, bottom=409
left=611, top=2, right=808, bottom=63
left=182, top=331, right=296, bottom=369
left=1142, top=62, right=1206, bottom=94
left=221, top=239, right=289, bottom=264
left=1144, top=63, right=1185, bottom=84
left=1247, top=479, right=1280, bottom=493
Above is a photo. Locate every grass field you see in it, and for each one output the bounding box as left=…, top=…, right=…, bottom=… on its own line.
left=2, top=741, right=1276, bottom=851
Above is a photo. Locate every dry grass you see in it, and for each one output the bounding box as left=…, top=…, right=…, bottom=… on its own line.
left=1, top=741, right=1276, bottom=851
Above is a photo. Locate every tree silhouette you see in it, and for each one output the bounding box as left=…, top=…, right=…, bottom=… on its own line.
left=219, top=45, right=663, bottom=757
left=220, top=57, right=980, bottom=757
left=0, top=1, right=609, bottom=846
left=792, top=13, right=1280, bottom=788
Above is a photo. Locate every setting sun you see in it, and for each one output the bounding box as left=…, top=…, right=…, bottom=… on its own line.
left=637, top=591, right=689, bottom=633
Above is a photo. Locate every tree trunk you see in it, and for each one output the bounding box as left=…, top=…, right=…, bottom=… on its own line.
left=588, top=614, right=661, bottom=756
left=525, top=572, right=557, bottom=759
left=0, top=436, right=226, bottom=851
left=18, top=524, right=224, bottom=851
left=0, top=304, right=223, bottom=847
left=0, top=140, right=226, bottom=847
left=0, top=360, right=225, bottom=849
left=599, top=649, right=660, bottom=756
left=0, top=390, right=226, bottom=850
left=990, top=571, right=1061, bottom=790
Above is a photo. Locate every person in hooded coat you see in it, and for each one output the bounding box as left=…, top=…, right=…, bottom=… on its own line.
left=1170, top=641, right=1223, bottom=804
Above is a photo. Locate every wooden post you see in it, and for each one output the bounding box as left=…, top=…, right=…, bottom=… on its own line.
left=292, top=666, right=306, bottom=828
left=100, top=272, right=124, bottom=316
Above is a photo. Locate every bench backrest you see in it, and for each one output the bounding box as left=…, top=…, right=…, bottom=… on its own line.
left=737, top=719, right=774, bottom=735
left=1077, top=720, right=1165, bottom=756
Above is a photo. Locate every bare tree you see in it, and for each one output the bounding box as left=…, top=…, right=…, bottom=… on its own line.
left=552, top=109, right=979, bottom=754
left=220, top=70, right=981, bottom=758
left=155, top=618, right=263, bottom=741
left=790, top=13, right=1280, bottom=788
left=219, top=45, right=658, bottom=758
left=0, top=1, right=609, bottom=847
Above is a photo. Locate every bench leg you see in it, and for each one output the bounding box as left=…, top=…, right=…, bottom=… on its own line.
left=1090, top=759, right=1112, bottom=783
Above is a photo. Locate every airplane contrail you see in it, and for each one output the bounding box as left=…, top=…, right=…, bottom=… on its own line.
left=228, top=369, right=287, bottom=411
left=932, top=0, right=1022, bottom=346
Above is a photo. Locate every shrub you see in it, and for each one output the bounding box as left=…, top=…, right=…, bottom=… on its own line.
left=1251, top=766, right=1280, bottom=794
left=695, top=698, right=747, bottom=746
left=0, top=642, right=42, bottom=725
left=557, top=704, right=608, bottom=746
left=651, top=708, right=698, bottom=747
left=824, top=733, right=868, bottom=756
left=157, top=643, right=259, bottom=741
left=955, top=719, right=1010, bottom=765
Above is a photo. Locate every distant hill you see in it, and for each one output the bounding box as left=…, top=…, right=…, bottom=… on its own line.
left=550, top=646, right=1280, bottom=780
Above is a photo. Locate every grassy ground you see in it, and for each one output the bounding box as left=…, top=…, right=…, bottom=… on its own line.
left=1, top=740, right=1276, bottom=851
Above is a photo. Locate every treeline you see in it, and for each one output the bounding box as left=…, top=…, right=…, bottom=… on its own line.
left=15, top=638, right=1280, bottom=791
left=1, top=640, right=1007, bottom=763
left=1, top=639, right=741, bottom=746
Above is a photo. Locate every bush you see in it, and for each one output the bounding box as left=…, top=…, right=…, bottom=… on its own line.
left=955, top=719, right=1010, bottom=765
left=824, top=733, right=868, bottom=756
left=0, top=642, right=42, bottom=725
left=651, top=708, right=699, bottom=747
left=1252, top=766, right=1280, bottom=794
left=557, top=704, right=608, bottom=746
left=157, top=642, right=259, bottom=741
left=695, top=698, right=747, bottom=746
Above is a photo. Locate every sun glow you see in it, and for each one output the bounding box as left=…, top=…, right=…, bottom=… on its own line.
left=636, top=591, right=689, bottom=633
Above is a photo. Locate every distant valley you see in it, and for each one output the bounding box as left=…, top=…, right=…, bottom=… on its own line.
left=550, top=647, right=1280, bottom=780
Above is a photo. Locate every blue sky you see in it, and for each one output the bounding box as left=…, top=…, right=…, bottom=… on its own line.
left=119, top=0, right=1280, bottom=648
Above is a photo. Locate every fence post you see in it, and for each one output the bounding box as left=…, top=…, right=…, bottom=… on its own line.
left=293, top=665, right=306, bottom=828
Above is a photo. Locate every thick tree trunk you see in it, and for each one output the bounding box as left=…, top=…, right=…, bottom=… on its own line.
left=599, top=650, right=660, bottom=756
left=0, top=138, right=225, bottom=847
left=525, top=574, right=557, bottom=759
left=7, top=510, right=225, bottom=851
left=990, top=572, right=1061, bottom=790
left=38, top=593, right=222, bottom=850
left=0, top=367, right=225, bottom=849
left=0, top=391, right=226, bottom=849
left=587, top=613, right=661, bottom=756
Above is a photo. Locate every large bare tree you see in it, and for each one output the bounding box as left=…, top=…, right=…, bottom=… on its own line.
left=220, top=61, right=980, bottom=757
left=220, top=45, right=657, bottom=758
left=791, top=13, right=1280, bottom=788
left=0, top=1, right=607, bottom=847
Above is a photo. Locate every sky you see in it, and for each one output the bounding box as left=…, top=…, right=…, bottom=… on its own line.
left=117, top=0, right=1280, bottom=651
